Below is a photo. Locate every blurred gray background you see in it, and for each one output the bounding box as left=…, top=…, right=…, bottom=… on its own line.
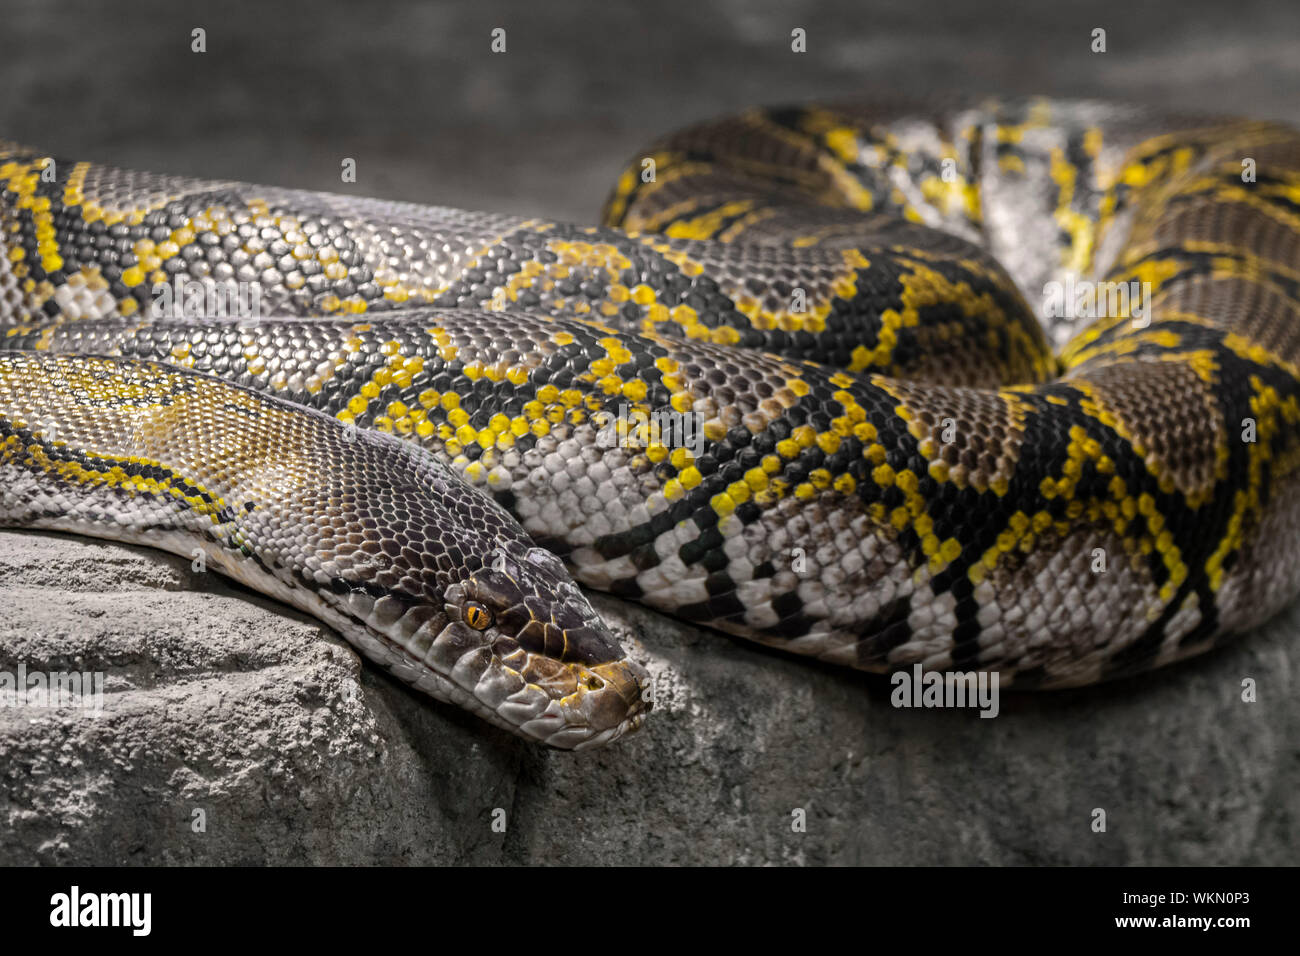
left=3, top=0, right=1298, bottom=222
left=2, top=0, right=1298, bottom=865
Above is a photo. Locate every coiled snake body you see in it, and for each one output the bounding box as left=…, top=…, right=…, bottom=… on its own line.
left=2, top=99, right=1299, bottom=747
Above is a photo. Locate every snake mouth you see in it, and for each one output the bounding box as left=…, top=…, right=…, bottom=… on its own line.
left=345, top=604, right=652, bottom=749
left=508, top=654, right=653, bottom=750
left=423, top=557, right=654, bottom=748
left=313, top=577, right=652, bottom=749
left=419, top=617, right=653, bottom=750
left=335, top=574, right=649, bottom=749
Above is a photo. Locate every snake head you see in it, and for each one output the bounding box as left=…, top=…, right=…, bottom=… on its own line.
left=426, top=544, right=652, bottom=749
left=335, top=537, right=651, bottom=749
left=304, top=430, right=651, bottom=750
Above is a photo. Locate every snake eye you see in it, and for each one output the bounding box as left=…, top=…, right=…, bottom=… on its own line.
left=464, top=602, right=493, bottom=630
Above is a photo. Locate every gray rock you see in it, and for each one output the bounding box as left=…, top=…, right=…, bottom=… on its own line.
left=1, top=529, right=1295, bottom=865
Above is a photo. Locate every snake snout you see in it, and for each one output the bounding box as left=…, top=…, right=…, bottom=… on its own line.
left=580, top=658, right=653, bottom=728
left=446, top=551, right=652, bottom=747
left=543, top=656, right=652, bottom=751
left=540, top=595, right=653, bottom=747
left=552, top=600, right=628, bottom=665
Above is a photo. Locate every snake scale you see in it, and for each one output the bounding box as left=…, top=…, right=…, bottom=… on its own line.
left=2, top=98, right=1299, bottom=748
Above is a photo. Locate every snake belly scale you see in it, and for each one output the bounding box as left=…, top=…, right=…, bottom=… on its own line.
left=2, top=98, right=1298, bottom=747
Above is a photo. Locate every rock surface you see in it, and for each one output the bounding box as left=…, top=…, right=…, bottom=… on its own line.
left=1, top=529, right=1296, bottom=865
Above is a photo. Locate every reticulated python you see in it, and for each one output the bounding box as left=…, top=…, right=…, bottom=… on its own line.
left=2, top=98, right=1298, bottom=748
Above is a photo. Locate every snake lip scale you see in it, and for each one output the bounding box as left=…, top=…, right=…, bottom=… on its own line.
left=2, top=96, right=1299, bottom=747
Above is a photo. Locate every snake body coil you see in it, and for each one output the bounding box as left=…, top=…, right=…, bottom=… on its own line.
left=2, top=98, right=1299, bottom=746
